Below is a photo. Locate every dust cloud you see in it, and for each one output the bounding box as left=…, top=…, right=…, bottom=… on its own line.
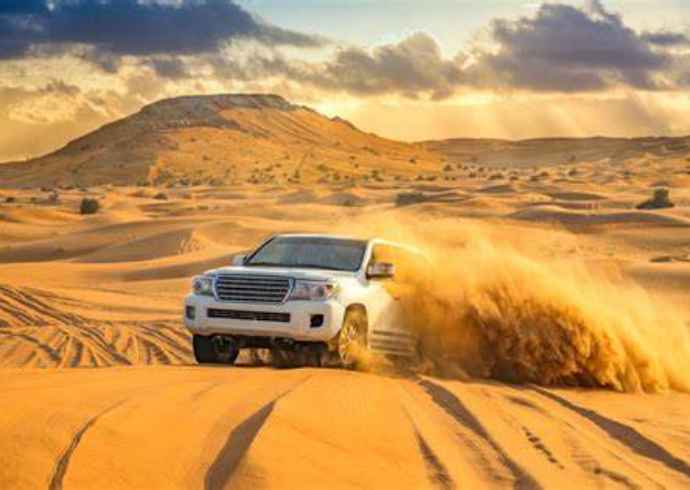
left=342, top=215, right=690, bottom=393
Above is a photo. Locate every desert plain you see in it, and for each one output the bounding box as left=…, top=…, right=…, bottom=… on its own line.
left=1, top=95, right=690, bottom=489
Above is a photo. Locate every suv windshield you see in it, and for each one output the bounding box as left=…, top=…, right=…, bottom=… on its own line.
left=245, top=236, right=367, bottom=272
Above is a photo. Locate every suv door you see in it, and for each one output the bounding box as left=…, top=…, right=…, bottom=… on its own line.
left=364, top=243, right=419, bottom=356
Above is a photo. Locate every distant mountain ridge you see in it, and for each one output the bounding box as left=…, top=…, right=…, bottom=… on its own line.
left=1, top=93, right=689, bottom=188
left=423, top=135, right=690, bottom=167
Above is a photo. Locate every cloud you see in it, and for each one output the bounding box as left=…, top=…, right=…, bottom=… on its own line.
left=147, top=57, right=190, bottom=79
left=467, top=0, right=675, bottom=92
left=0, top=0, right=325, bottom=63
left=208, top=2, right=689, bottom=98
left=209, top=33, right=465, bottom=100
left=307, top=33, right=464, bottom=100
left=0, top=81, right=110, bottom=161
left=641, top=31, right=690, bottom=47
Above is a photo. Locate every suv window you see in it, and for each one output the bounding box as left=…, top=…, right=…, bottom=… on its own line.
left=246, top=236, right=367, bottom=272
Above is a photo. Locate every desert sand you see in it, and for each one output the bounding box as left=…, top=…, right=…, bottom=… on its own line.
left=1, top=95, right=690, bottom=489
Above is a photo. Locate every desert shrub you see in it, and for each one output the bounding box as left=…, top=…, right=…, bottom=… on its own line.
left=80, top=198, right=100, bottom=215
left=568, top=168, right=579, bottom=176
left=637, top=188, right=674, bottom=210
left=489, top=173, right=504, bottom=180
left=468, top=172, right=478, bottom=178
left=5, top=196, right=16, bottom=203
left=153, top=192, right=168, bottom=200
left=396, top=192, right=427, bottom=206
left=443, top=164, right=453, bottom=172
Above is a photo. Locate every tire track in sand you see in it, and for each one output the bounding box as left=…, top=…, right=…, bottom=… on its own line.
left=419, top=379, right=542, bottom=490
left=48, top=399, right=128, bottom=490
left=401, top=405, right=456, bottom=490
left=204, top=376, right=311, bottom=490
left=531, top=387, right=690, bottom=481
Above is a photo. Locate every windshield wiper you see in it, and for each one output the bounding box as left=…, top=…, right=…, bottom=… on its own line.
left=245, top=261, right=350, bottom=271
left=287, top=264, right=348, bottom=271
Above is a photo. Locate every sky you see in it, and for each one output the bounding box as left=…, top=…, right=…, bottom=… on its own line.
left=0, top=0, right=689, bottom=162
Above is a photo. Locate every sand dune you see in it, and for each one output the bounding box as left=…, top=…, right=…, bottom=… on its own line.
left=3, top=115, right=690, bottom=488
left=508, top=206, right=690, bottom=227
left=1, top=367, right=689, bottom=489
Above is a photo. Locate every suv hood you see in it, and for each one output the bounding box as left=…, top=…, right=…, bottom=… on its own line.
left=207, top=265, right=356, bottom=281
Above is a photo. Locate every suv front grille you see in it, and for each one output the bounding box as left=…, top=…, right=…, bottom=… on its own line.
left=214, top=274, right=292, bottom=304
left=207, top=308, right=291, bottom=323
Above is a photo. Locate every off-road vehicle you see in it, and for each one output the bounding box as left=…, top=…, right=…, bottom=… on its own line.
left=184, top=234, right=420, bottom=367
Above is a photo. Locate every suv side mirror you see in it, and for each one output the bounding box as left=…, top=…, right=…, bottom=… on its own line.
left=232, top=254, right=247, bottom=266
left=367, top=262, right=395, bottom=279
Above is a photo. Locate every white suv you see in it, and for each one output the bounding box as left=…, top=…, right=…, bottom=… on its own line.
left=184, top=234, right=420, bottom=367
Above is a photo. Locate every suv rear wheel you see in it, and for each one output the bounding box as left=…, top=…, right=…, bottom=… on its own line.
left=193, top=335, right=239, bottom=365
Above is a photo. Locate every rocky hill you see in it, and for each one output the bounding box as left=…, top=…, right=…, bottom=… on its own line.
left=0, top=94, right=441, bottom=188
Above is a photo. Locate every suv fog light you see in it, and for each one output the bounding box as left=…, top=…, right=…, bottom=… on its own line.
left=310, top=314, right=324, bottom=328
left=185, top=305, right=196, bottom=320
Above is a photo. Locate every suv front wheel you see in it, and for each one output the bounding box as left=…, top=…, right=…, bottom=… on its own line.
left=337, top=308, right=368, bottom=369
left=193, top=335, right=239, bottom=365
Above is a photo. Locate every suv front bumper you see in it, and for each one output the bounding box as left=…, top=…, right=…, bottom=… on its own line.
left=183, top=294, right=346, bottom=342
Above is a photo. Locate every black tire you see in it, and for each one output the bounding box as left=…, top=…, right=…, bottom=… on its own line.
left=337, top=308, right=368, bottom=369
left=193, top=335, right=239, bottom=365
left=305, top=349, right=322, bottom=368
left=271, top=348, right=297, bottom=369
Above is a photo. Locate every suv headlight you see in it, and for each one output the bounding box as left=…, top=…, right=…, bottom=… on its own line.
left=288, top=280, right=337, bottom=301
left=192, top=275, right=214, bottom=296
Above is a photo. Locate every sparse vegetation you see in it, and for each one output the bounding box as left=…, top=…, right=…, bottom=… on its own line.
left=637, top=188, right=674, bottom=210
left=153, top=192, right=168, bottom=200
left=395, top=192, right=427, bottom=206
left=79, top=198, right=100, bottom=215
